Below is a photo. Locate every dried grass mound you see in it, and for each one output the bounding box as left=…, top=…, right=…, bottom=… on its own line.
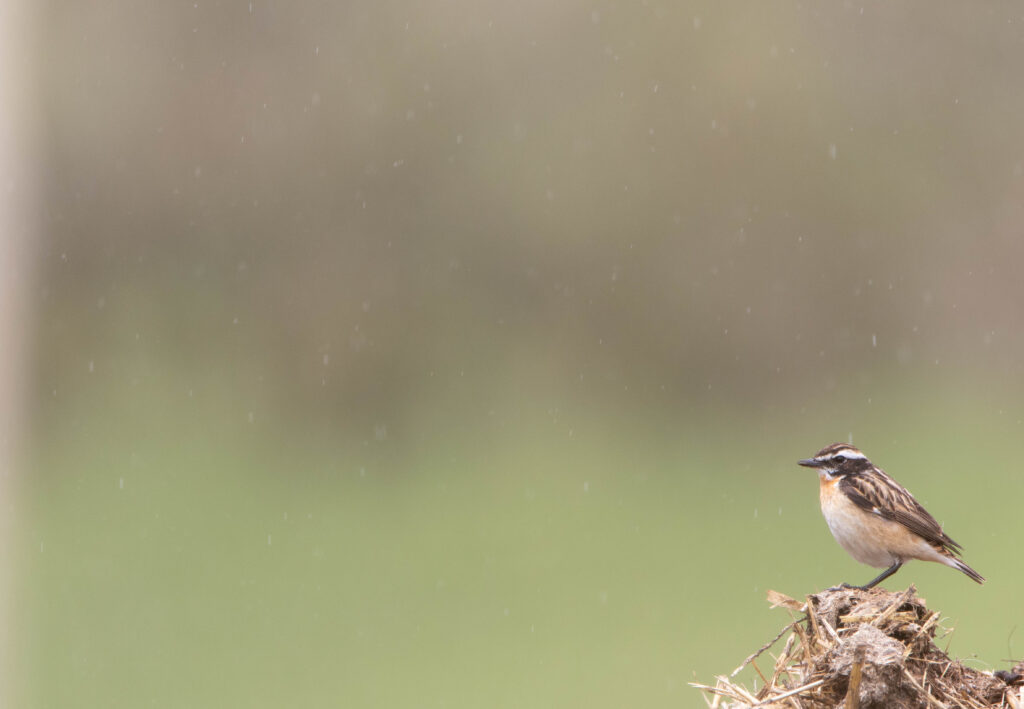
left=692, top=585, right=1024, bottom=708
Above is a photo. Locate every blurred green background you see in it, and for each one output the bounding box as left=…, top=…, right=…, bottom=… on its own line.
left=18, top=1, right=1024, bottom=706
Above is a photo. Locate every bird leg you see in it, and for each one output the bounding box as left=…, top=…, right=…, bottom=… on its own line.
left=839, top=562, right=903, bottom=591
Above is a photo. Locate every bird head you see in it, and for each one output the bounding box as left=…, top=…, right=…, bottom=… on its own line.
left=798, top=443, right=871, bottom=480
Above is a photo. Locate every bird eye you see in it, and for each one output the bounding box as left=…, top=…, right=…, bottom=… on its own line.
left=833, top=455, right=846, bottom=463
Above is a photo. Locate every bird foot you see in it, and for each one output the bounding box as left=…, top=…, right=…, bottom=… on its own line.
left=826, top=583, right=867, bottom=592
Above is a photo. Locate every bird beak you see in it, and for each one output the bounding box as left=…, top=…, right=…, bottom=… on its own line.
left=798, top=458, right=822, bottom=468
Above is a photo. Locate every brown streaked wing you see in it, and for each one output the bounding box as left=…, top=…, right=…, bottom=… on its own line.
left=838, top=469, right=963, bottom=555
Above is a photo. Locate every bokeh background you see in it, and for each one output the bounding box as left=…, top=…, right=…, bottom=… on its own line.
left=12, top=1, right=1024, bottom=706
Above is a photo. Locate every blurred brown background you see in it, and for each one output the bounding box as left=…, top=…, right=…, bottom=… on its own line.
left=15, top=1, right=1024, bottom=707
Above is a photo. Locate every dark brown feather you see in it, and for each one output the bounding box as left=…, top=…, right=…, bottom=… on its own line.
left=839, top=470, right=963, bottom=556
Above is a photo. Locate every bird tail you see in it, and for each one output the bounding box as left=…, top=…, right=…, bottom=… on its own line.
left=948, top=557, right=985, bottom=584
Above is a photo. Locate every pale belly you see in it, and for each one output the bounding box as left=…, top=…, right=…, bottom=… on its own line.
left=822, top=495, right=899, bottom=568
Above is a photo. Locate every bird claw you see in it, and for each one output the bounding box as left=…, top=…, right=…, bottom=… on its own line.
left=826, top=583, right=865, bottom=592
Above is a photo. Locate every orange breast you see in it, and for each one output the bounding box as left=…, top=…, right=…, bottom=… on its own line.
left=818, top=475, right=841, bottom=507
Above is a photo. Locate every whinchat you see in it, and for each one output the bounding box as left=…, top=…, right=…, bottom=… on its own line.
left=798, top=443, right=984, bottom=589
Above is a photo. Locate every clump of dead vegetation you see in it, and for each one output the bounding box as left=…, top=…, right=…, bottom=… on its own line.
left=692, top=585, right=1023, bottom=708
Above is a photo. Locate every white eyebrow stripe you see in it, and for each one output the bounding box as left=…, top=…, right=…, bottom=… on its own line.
left=820, top=449, right=866, bottom=461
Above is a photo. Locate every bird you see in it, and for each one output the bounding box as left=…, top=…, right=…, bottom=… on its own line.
left=798, top=442, right=983, bottom=589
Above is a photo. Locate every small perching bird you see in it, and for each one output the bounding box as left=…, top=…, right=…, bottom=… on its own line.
left=798, top=442, right=984, bottom=589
